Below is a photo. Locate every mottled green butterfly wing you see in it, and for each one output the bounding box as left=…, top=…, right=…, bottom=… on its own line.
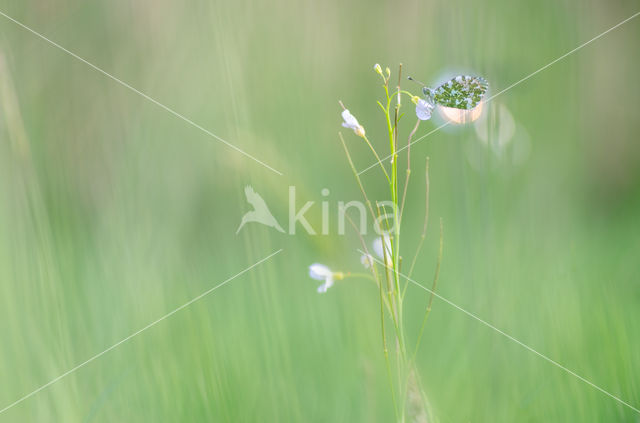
left=432, top=75, right=488, bottom=110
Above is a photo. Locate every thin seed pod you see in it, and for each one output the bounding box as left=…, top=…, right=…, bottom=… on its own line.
left=399, top=120, right=421, bottom=223
left=339, top=132, right=377, bottom=223
left=407, top=157, right=430, bottom=281
left=411, top=218, right=443, bottom=361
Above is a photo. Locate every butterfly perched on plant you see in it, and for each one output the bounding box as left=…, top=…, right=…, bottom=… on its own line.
left=410, top=75, right=489, bottom=123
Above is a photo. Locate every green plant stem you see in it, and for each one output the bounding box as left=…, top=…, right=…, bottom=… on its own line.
left=411, top=218, right=443, bottom=362
left=376, top=64, right=435, bottom=421
left=404, top=157, right=430, bottom=298
left=339, top=132, right=378, bottom=223
left=341, top=137, right=398, bottom=420
left=343, top=272, right=375, bottom=280
left=384, top=67, right=411, bottom=419
left=362, top=134, right=391, bottom=185
left=382, top=268, right=399, bottom=422
left=399, top=119, right=421, bottom=225
left=391, top=67, right=406, bottom=358
left=376, top=203, right=401, bottom=337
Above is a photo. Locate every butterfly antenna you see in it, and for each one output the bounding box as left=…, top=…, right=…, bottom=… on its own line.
left=407, top=76, right=426, bottom=87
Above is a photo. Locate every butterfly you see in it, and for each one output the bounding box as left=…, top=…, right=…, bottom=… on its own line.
left=411, top=75, right=489, bottom=123
left=424, top=75, right=488, bottom=109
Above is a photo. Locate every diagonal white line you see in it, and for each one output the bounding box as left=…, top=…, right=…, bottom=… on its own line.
left=361, top=250, right=640, bottom=414
left=357, top=11, right=640, bottom=176
left=0, top=10, right=284, bottom=176
left=0, top=249, right=283, bottom=415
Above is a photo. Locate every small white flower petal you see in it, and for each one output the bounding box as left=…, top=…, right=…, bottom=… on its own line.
left=309, top=263, right=332, bottom=280
left=360, top=254, right=374, bottom=269
left=416, top=99, right=433, bottom=121
left=316, top=275, right=334, bottom=293
left=372, top=234, right=392, bottom=260
left=341, top=109, right=365, bottom=137
left=325, top=276, right=334, bottom=289
left=341, top=109, right=360, bottom=130
left=372, top=238, right=383, bottom=259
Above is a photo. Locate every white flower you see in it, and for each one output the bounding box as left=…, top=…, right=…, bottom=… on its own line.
left=416, top=99, right=433, bottom=121
left=309, top=263, right=335, bottom=293
left=374, top=63, right=383, bottom=75
left=372, top=233, right=393, bottom=266
left=360, top=253, right=374, bottom=269
left=341, top=109, right=366, bottom=137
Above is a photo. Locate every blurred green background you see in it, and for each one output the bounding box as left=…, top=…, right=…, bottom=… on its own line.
left=1, top=0, right=639, bottom=421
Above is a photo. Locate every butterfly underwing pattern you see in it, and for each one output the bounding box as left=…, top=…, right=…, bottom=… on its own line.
left=423, top=75, right=489, bottom=110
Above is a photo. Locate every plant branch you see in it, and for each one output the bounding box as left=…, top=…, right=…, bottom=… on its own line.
left=407, top=157, right=430, bottom=281
left=399, top=119, right=421, bottom=223
left=411, top=218, right=443, bottom=361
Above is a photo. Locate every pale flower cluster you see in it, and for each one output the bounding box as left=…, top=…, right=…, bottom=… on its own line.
left=308, top=234, right=391, bottom=293
left=341, top=109, right=366, bottom=138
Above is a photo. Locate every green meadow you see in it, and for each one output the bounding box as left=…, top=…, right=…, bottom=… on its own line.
left=0, top=0, right=639, bottom=421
